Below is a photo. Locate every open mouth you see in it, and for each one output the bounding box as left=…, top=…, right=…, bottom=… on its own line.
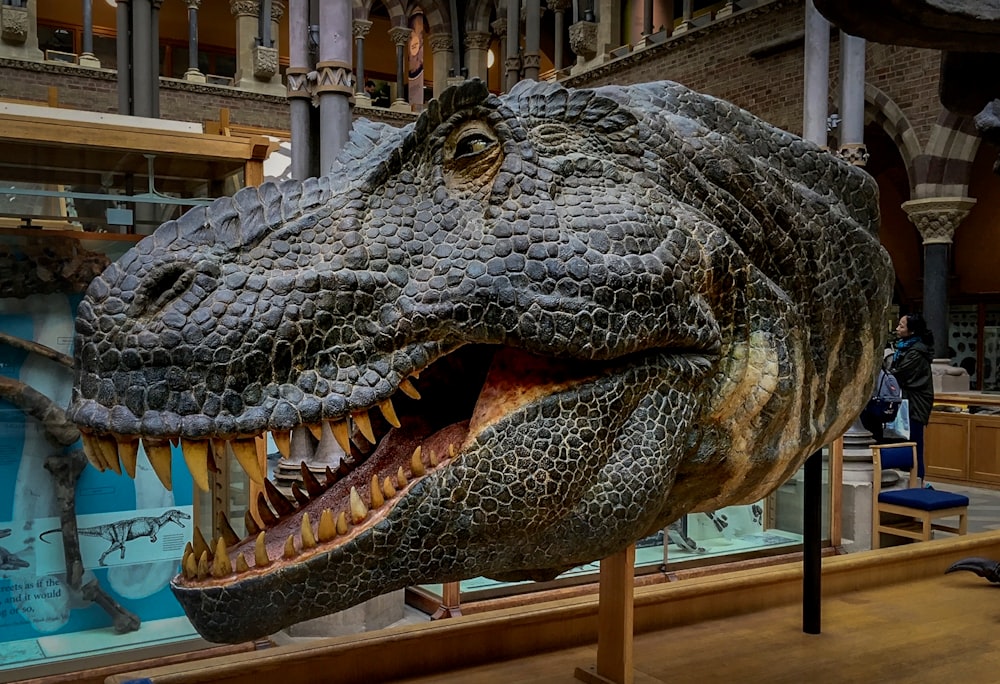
left=78, top=344, right=608, bottom=587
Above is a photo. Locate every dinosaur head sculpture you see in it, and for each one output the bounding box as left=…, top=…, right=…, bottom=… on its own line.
left=69, top=80, right=893, bottom=643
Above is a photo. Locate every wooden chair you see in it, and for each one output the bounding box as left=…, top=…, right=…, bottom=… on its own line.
left=872, top=442, right=969, bottom=549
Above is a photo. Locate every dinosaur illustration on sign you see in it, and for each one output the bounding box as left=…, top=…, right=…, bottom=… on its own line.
left=40, top=509, right=191, bottom=566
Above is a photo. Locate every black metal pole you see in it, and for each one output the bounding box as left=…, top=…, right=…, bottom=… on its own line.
left=803, top=448, right=823, bottom=634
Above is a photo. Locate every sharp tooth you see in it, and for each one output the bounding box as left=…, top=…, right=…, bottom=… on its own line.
left=181, top=439, right=211, bottom=492
left=264, top=478, right=296, bottom=517
left=353, top=411, right=376, bottom=444
left=282, top=535, right=297, bottom=559
left=337, top=459, right=352, bottom=478
left=330, top=420, right=352, bottom=454
left=244, top=510, right=261, bottom=537
left=410, top=446, right=425, bottom=477
left=378, top=399, right=401, bottom=428
left=97, top=436, right=122, bottom=475
left=143, top=439, right=173, bottom=491
left=318, top=509, right=337, bottom=542
left=449, top=443, right=457, bottom=459
left=230, top=438, right=264, bottom=485
left=217, top=512, right=240, bottom=547
left=192, top=526, right=212, bottom=561
left=382, top=476, right=396, bottom=499
left=235, top=554, right=250, bottom=573
left=254, top=531, right=270, bottom=567
left=300, top=463, right=324, bottom=498
left=399, top=377, right=421, bottom=400
left=81, top=434, right=106, bottom=471
left=197, top=551, right=210, bottom=580
left=118, top=438, right=139, bottom=478
left=300, top=513, right=317, bottom=549
left=324, top=465, right=337, bottom=486
left=184, top=550, right=198, bottom=580
left=211, top=538, right=232, bottom=578
left=256, top=493, right=279, bottom=527
left=370, top=475, right=384, bottom=508
left=429, top=450, right=439, bottom=467
left=410, top=369, right=420, bottom=380
left=273, top=430, right=291, bottom=459
left=396, top=466, right=408, bottom=488
left=350, top=486, right=369, bottom=523
left=336, top=511, right=349, bottom=535
left=307, top=423, right=323, bottom=441
left=291, top=481, right=310, bottom=507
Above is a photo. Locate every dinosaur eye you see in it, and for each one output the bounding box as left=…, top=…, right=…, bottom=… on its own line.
left=454, top=132, right=496, bottom=159
left=443, top=120, right=504, bottom=192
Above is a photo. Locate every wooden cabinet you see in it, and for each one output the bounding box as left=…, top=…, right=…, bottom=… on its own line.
left=926, top=401, right=1000, bottom=486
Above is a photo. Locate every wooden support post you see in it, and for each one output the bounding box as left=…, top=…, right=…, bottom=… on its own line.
left=431, top=581, right=463, bottom=619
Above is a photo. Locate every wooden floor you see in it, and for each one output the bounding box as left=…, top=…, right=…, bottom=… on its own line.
left=396, top=573, right=1000, bottom=684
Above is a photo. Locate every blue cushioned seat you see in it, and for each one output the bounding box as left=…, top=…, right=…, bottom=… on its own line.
left=878, top=488, right=970, bottom=511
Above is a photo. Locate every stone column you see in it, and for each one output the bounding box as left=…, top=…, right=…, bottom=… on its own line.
left=674, top=0, right=693, bottom=34
left=547, top=0, right=570, bottom=72
left=902, top=197, right=978, bottom=360
left=802, top=0, right=830, bottom=147
left=464, top=30, right=491, bottom=83
left=184, top=0, right=205, bottom=82
left=80, top=0, right=101, bottom=68
left=505, top=0, right=520, bottom=91
left=838, top=32, right=868, bottom=165
left=151, top=0, right=162, bottom=118
left=353, top=19, right=372, bottom=105
left=287, top=0, right=313, bottom=181
left=231, top=0, right=284, bottom=94
left=116, top=0, right=131, bottom=114
left=523, top=0, right=541, bottom=81
left=429, top=34, right=455, bottom=97
left=317, top=0, right=354, bottom=174
left=132, top=0, right=153, bottom=117
left=0, top=0, right=42, bottom=61
left=388, top=25, right=411, bottom=111
left=491, top=18, right=507, bottom=89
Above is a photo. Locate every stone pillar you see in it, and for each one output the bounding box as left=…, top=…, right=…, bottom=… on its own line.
left=183, top=0, right=205, bottom=82
left=902, top=197, right=978, bottom=361
left=287, top=0, right=313, bottom=181
left=491, top=18, right=507, bottom=89
left=317, top=0, right=354, bottom=174
left=0, top=0, right=42, bottom=60
left=464, top=30, right=491, bottom=82
left=838, top=32, right=868, bottom=165
left=231, top=0, right=284, bottom=94
left=388, top=25, right=411, bottom=111
left=505, top=0, right=520, bottom=92
left=429, top=34, right=455, bottom=98
left=132, top=0, right=153, bottom=117
left=116, top=0, right=131, bottom=114
left=151, top=0, right=162, bottom=118
left=523, top=0, right=541, bottom=81
left=80, top=0, right=101, bottom=68
left=673, top=0, right=693, bottom=35
left=840, top=417, right=898, bottom=552
left=547, top=0, right=570, bottom=72
left=353, top=19, right=372, bottom=104
left=802, top=0, right=830, bottom=147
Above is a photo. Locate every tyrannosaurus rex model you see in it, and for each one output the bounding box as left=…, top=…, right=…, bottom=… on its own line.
left=68, top=80, right=894, bottom=643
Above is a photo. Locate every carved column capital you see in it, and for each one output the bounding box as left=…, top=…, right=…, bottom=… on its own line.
left=270, top=1, right=284, bottom=21
left=465, top=31, right=492, bottom=51
left=837, top=142, right=869, bottom=166
left=902, top=197, right=977, bottom=245
left=546, top=0, right=572, bottom=10
left=568, top=21, right=598, bottom=59
left=387, top=26, right=412, bottom=47
left=1, top=5, right=28, bottom=44
left=491, top=18, right=508, bottom=38
left=230, top=0, right=258, bottom=16
left=352, top=19, right=373, bottom=39
left=186, top=0, right=202, bottom=10
left=428, top=33, right=453, bottom=53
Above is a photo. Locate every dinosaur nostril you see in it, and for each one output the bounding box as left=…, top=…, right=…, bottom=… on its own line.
left=139, top=263, right=193, bottom=312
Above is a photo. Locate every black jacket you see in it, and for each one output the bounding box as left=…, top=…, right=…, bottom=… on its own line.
left=890, top=340, right=934, bottom=424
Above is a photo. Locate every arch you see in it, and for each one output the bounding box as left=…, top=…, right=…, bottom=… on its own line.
left=407, top=0, right=448, bottom=35
left=466, top=0, right=498, bottom=33
left=362, top=0, right=408, bottom=26
left=864, top=83, right=922, bottom=196
left=915, top=110, right=982, bottom=199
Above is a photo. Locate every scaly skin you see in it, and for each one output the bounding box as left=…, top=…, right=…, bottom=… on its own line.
left=69, top=80, right=893, bottom=643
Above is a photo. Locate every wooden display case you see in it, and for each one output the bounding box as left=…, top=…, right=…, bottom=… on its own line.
left=926, top=392, right=1000, bottom=487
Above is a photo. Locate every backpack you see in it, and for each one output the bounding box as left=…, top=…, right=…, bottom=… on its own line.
left=862, top=369, right=903, bottom=423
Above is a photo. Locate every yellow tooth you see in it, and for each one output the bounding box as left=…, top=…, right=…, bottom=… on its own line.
left=448, top=443, right=457, bottom=459
left=318, top=509, right=337, bottom=542
left=245, top=510, right=261, bottom=537
left=330, top=420, right=352, bottom=454
left=197, top=551, right=210, bottom=580
left=353, top=411, right=376, bottom=444
left=230, top=438, right=264, bottom=485
left=97, top=436, right=121, bottom=475
left=300, top=513, right=317, bottom=549
left=184, top=551, right=198, bottom=580
left=399, top=377, right=421, bottom=400
left=350, top=486, right=369, bottom=523
left=283, top=535, right=297, bottom=559
left=273, top=430, right=291, bottom=459
left=211, top=538, right=232, bottom=578
left=336, top=511, right=349, bottom=535
left=235, top=554, right=250, bottom=573
left=143, top=439, right=173, bottom=491
left=397, top=466, right=408, bottom=489
left=181, top=439, right=210, bottom=492
left=307, top=423, right=323, bottom=441
left=411, top=446, right=425, bottom=477
left=429, top=450, right=439, bottom=468
left=383, top=477, right=396, bottom=499
left=410, top=369, right=420, bottom=379
left=119, top=439, right=139, bottom=478
left=81, top=434, right=106, bottom=471
left=370, top=475, right=384, bottom=508
left=217, top=512, right=240, bottom=547
left=378, top=399, right=401, bottom=428
left=254, top=532, right=270, bottom=567
left=192, top=526, right=211, bottom=562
